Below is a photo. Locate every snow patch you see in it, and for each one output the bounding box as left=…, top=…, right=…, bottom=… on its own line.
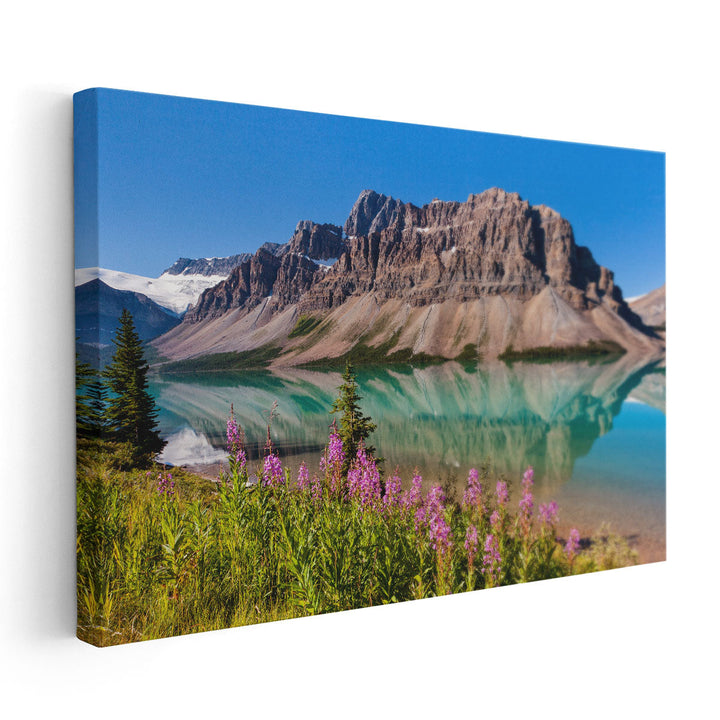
left=315, top=257, right=338, bottom=267
left=302, top=255, right=339, bottom=269
left=75, top=267, right=228, bottom=315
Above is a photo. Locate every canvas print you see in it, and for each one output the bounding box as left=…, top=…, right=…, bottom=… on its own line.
left=74, top=88, right=666, bottom=646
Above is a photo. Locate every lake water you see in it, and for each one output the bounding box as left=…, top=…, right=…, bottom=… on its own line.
left=149, top=355, right=666, bottom=561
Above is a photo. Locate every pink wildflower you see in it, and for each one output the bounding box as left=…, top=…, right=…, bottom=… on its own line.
left=539, top=501, right=559, bottom=526
left=518, top=466, right=534, bottom=535
left=347, top=446, right=381, bottom=508
left=383, top=471, right=402, bottom=510
left=262, top=454, right=284, bottom=488
left=495, top=480, right=509, bottom=506
left=565, top=528, right=581, bottom=561
left=157, top=471, right=175, bottom=498
left=462, top=468, right=483, bottom=513
left=297, top=462, right=310, bottom=492
left=402, top=473, right=423, bottom=509
left=322, top=431, right=346, bottom=494
left=425, top=485, right=453, bottom=555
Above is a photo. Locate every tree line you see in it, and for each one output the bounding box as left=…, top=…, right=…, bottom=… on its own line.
left=77, top=308, right=165, bottom=463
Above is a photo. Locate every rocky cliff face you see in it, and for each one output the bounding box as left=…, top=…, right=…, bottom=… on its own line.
left=163, top=243, right=288, bottom=277
left=163, top=254, right=252, bottom=277
left=153, top=188, right=664, bottom=364
left=303, top=188, right=627, bottom=313
left=288, top=221, right=346, bottom=259
left=184, top=221, right=347, bottom=323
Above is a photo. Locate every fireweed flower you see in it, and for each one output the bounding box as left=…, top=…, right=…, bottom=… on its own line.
left=321, top=431, right=346, bottom=494
left=402, top=473, right=423, bottom=510
left=482, top=533, right=502, bottom=586
left=262, top=454, right=284, bottom=488
left=539, top=501, right=559, bottom=526
left=226, top=411, right=247, bottom=472
left=518, top=466, right=534, bottom=535
left=232, top=447, right=247, bottom=473
left=523, top=466, right=534, bottom=486
left=327, top=433, right=345, bottom=471
left=297, top=462, right=310, bottom=492
left=157, top=472, right=175, bottom=498
left=383, top=472, right=402, bottom=510
left=465, top=524, right=479, bottom=567
left=490, top=509, right=502, bottom=532
left=565, top=528, right=581, bottom=561
left=430, top=513, right=453, bottom=556
left=495, top=480, right=509, bottom=506
left=356, top=447, right=382, bottom=508
left=226, top=414, right=240, bottom=452
left=425, top=485, right=453, bottom=555
left=347, top=465, right=361, bottom=500
left=462, top=468, right=483, bottom=513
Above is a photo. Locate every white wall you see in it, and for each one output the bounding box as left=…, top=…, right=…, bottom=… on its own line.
left=1, top=2, right=717, bottom=716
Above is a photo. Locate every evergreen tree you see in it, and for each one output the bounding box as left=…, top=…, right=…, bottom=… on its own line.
left=85, top=377, right=109, bottom=436
left=103, top=309, right=165, bottom=460
left=330, top=361, right=376, bottom=471
left=76, top=348, right=109, bottom=438
left=76, top=353, right=96, bottom=438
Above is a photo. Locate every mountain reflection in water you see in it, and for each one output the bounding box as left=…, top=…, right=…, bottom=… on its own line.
left=151, top=355, right=665, bottom=493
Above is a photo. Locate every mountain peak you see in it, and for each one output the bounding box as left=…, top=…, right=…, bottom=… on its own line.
left=344, top=189, right=404, bottom=237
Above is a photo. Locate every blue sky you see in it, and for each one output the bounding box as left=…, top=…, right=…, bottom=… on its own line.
left=75, top=88, right=665, bottom=297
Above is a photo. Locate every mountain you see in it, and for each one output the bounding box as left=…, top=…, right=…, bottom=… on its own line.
left=75, top=266, right=231, bottom=315
left=629, top=284, right=665, bottom=329
left=152, top=188, right=664, bottom=366
left=76, top=278, right=182, bottom=367
left=163, top=254, right=253, bottom=277
left=183, top=221, right=346, bottom=323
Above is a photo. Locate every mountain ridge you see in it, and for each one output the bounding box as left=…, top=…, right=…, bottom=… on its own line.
left=75, top=278, right=182, bottom=367
left=151, top=188, right=664, bottom=366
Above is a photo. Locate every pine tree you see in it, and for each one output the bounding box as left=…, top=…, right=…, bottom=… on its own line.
left=76, top=355, right=108, bottom=438
left=85, top=377, right=109, bottom=436
left=76, top=353, right=96, bottom=438
left=330, top=361, right=376, bottom=471
left=103, top=309, right=165, bottom=460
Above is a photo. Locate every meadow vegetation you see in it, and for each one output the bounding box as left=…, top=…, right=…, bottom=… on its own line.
left=77, top=407, right=637, bottom=646
left=77, top=313, right=638, bottom=646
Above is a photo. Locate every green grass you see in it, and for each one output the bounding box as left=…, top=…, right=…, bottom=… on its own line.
left=76, top=436, right=636, bottom=646
left=499, top=340, right=626, bottom=362
left=455, top=343, right=480, bottom=362
left=155, top=344, right=282, bottom=372
left=300, top=330, right=447, bottom=368
left=288, top=314, right=322, bottom=338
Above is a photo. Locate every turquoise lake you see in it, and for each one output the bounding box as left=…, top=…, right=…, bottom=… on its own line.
left=149, top=355, right=666, bottom=560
